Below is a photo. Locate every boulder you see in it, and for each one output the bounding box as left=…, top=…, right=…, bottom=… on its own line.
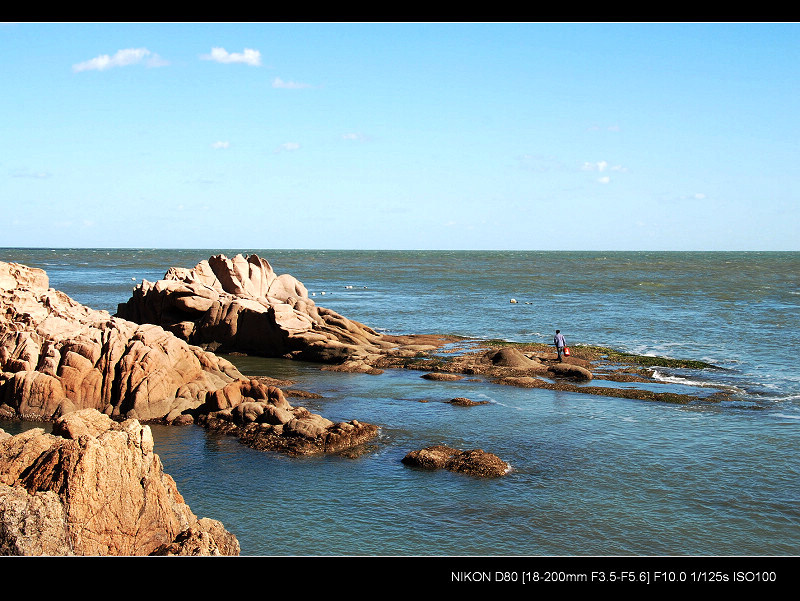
left=547, top=362, right=594, bottom=381
left=0, top=409, right=239, bottom=556
left=483, top=347, right=544, bottom=369
left=116, top=253, right=399, bottom=362
left=401, top=445, right=510, bottom=477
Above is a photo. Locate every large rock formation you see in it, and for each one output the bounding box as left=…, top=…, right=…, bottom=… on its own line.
left=0, top=261, right=243, bottom=423
left=116, top=253, right=401, bottom=363
left=0, top=260, right=380, bottom=455
left=0, top=409, right=239, bottom=555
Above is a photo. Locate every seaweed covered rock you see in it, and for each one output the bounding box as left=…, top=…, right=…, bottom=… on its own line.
left=0, top=409, right=239, bottom=556
left=402, top=445, right=510, bottom=477
left=0, top=261, right=244, bottom=423
left=196, top=378, right=378, bottom=456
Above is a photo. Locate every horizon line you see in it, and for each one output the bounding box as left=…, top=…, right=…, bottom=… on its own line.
left=1, top=247, right=798, bottom=253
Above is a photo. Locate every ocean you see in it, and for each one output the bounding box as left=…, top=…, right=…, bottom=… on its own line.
left=1, top=248, right=798, bottom=559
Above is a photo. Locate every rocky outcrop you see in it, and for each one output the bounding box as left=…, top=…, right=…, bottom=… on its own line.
left=402, top=445, right=510, bottom=477
left=116, top=253, right=402, bottom=363
left=0, top=261, right=379, bottom=456
left=196, top=378, right=378, bottom=457
left=0, top=409, right=239, bottom=555
left=0, top=261, right=243, bottom=423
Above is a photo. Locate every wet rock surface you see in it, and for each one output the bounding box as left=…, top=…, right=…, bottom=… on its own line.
left=402, top=445, right=510, bottom=478
left=194, top=379, right=378, bottom=456
left=448, top=397, right=489, bottom=406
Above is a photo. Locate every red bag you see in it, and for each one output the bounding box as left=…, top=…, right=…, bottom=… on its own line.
left=564, top=347, right=570, bottom=356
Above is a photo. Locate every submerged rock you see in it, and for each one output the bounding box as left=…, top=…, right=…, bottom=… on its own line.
left=0, top=409, right=239, bottom=556
left=401, top=445, right=509, bottom=477
left=448, top=397, right=489, bottom=406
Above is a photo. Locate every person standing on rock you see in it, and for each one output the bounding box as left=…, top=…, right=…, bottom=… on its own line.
left=554, top=330, right=567, bottom=362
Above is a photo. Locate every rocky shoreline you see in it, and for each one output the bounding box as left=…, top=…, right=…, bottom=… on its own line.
left=0, top=254, right=724, bottom=555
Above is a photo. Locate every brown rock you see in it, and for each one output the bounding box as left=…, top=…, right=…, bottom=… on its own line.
left=0, top=261, right=245, bottom=422
left=116, top=253, right=398, bottom=362
left=0, top=410, right=239, bottom=556
left=547, top=362, right=594, bottom=381
left=0, top=484, right=71, bottom=556
left=448, top=397, right=489, bottom=406
left=402, top=445, right=509, bottom=477
left=483, top=347, right=542, bottom=369
left=422, top=372, right=464, bottom=381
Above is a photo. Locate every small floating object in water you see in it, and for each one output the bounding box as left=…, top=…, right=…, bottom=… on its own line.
left=510, top=298, right=518, bottom=304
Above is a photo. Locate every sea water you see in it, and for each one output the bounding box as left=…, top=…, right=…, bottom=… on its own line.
left=1, top=248, right=798, bottom=556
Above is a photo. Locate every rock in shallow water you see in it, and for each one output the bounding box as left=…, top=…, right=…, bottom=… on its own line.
left=402, top=445, right=510, bottom=478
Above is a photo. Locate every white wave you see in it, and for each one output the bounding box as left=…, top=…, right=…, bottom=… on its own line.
left=773, top=413, right=800, bottom=420
left=651, top=370, right=713, bottom=387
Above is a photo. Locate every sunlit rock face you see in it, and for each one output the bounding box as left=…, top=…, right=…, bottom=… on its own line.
left=116, top=253, right=397, bottom=362
left=0, top=260, right=243, bottom=423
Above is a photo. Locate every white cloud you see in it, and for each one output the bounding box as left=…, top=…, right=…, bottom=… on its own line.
left=201, top=47, right=261, bottom=66
left=72, top=48, right=167, bottom=72
left=582, top=160, right=627, bottom=174
left=582, top=160, right=609, bottom=172
left=272, top=77, right=312, bottom=89
left=277, top=142, right=300, bottom=152
left=211, top=141, right=230, bottom=149
left=342, top=132, right=368, bottom=142
left=597, top=176, right=611, bottom=184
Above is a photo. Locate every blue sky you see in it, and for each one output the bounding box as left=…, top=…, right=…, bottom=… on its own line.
left=2, top=22, right=798, bottom=250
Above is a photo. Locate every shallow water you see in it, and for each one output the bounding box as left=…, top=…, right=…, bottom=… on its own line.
left=1, top=248, right=798, bottom=556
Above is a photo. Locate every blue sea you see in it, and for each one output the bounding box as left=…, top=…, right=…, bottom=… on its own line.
left=2, top=248, right=799, bottom=561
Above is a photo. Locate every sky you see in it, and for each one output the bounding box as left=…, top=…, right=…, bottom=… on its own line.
left=2, top=21, right=798, bottom=251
